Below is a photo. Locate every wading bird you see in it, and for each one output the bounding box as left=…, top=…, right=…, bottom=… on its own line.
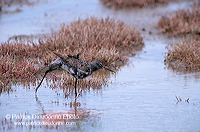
left=35, top=51, right=115, bottom=98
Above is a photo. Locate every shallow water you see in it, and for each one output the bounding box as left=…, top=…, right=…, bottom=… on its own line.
left=0, top=0, right=200, bottom=131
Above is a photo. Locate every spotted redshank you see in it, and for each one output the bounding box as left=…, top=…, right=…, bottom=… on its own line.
left=35, top=51, right=115, bottom=98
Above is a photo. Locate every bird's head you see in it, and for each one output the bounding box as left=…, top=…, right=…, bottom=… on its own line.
left=91, top=61, right=115, bottom=73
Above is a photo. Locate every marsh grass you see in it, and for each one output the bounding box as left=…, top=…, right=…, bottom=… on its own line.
left=157, top=9, right=200, bottom=37
left=100, top=0, right=176, bottom=8
left=158, top=8, right=200, bottom=71
left=165, top=39, right=200, bottom=71
left=0, top=17, right=143, bottom=94
left=1, top=0, right=38, bottom=7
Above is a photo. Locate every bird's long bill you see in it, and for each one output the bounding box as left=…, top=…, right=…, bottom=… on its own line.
left=103, top=66, right=116, bottom=73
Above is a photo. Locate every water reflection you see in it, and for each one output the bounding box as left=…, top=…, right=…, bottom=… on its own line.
left=0, top=92, right=100, bottom=131
left=35, top=95, right=88, bottom=130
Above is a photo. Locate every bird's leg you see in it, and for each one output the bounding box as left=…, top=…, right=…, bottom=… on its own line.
left=35, top=71, right=48, bottom=93
left=74, top=89, right=82, bottom=101
left=74, top=78, right=78, bottom=98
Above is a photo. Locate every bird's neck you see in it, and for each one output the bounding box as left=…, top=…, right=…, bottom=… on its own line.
left=91, top=63, right=101, bottom=73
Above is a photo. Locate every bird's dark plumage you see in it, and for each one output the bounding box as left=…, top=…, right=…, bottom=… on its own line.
left=35, top=51, right=115, bottom=98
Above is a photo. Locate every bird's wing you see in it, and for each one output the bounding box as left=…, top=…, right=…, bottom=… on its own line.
left=48, top=50, right=92, bottom=78
left=72, top=59, right=91, bottom=78
left=72, top=59, right=90, bottom=72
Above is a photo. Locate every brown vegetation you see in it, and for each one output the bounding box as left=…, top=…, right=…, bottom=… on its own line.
left=157, top=9, right=200, bottom=37
left=0, top=17, right=143, bottom=94
left=165, top=39, right=200, bottom=71
left=158, top=8, right=200, bottom=71
left=0, top=0, right=37, bottom=7
left=0, top=0, right=39, bottom=13
left=100, top=0, right=176, bottom=8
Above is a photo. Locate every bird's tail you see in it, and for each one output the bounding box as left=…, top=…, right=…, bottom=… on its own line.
left=71, top=51, right=83, bottom=59
left=48, top=48, right=83, bottom=60
left=47, top=49, right=67, bottom=61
